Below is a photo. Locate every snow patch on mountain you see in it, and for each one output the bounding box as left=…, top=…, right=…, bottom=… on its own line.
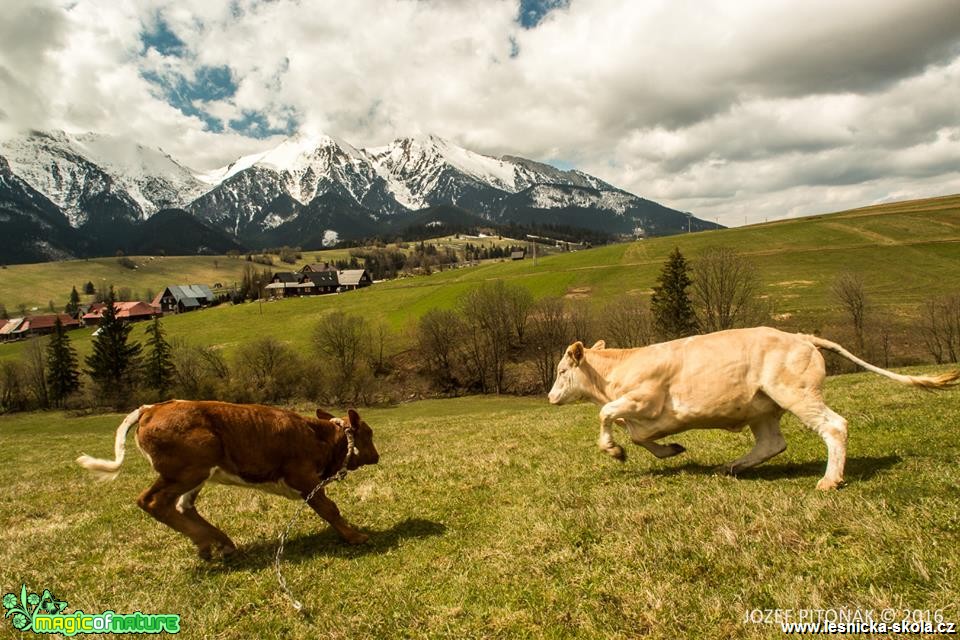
left=525, top=184, right=638, bottom=214
left=0, top=130, right=206, bottom=223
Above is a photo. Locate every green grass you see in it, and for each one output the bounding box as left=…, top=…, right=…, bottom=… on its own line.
left=1, top=193, right=960, bottom=365
left=1, top=368, right=958, bottom=638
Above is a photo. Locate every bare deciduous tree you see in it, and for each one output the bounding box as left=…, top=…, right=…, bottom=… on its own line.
left=601, top=296, right=654, bottom=348
left=416, top=309, right=464, bottom=390
left=233, top=337, right=300, bottom=403
left=0, top=361, right=28, bottom=412
left=458, top=281, right=534, bottom=394
left=919, top=294, right=960, bottom=363
left=567, top=300, right=596, bottom=345
left=314, top=311, right=370, bottom=401
left=527, top=297, right=574, bottom=391
left=692, top=247, right=766, bottom=332
left=23, top=337, right=49, bottom=409
left=833, top=272, right=868, bottom=354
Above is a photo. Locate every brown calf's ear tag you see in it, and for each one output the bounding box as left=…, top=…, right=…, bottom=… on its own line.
left=316, top=409, right=335, bottom=420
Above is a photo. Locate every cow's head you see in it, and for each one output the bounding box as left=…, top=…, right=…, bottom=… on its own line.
left=548, top=341, right=589, bottom=405
left=317, top=408, right=380, bottom=469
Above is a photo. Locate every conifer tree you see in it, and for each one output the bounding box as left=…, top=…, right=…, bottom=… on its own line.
left=65, top=286, right=81, bottom=316
left=143, top=317, right=175, bottom=396
left=85, top=288, right=142, bottom=406
left=46, top=317, right=80, bottom=406
left=651, top=247, right=699, bottom=340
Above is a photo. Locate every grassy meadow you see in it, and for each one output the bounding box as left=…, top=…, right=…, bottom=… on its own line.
left=1, top=193, right=960, bottom=366
left=1, top=367, right=959, bottom=638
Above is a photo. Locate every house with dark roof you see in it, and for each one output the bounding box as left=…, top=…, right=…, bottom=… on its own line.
left=300, top=262, right=337, bottom=274
left=510, top=249, right=526, bottom=260
left=307, top=269, right=339, bottom=294
left=152, top=285, right=215, bottom=314
left=265, top=272, right=316, bottom=298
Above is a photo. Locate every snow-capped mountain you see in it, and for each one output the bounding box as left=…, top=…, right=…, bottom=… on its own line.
left=190, top=133, right=403, bottom=237
left=0, top=128, right=720, bottom=261
left=0, top=130, right=207, bottom=224
left=0, top=155, right=88, bottom=263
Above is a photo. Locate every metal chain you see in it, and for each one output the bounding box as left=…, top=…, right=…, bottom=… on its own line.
left=275, top=422, right=356, bottom=612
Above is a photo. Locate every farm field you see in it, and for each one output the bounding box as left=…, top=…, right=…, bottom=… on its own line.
left=1, top=367, right=958, bottom=638
left=2, top=193, right=960, bottom=365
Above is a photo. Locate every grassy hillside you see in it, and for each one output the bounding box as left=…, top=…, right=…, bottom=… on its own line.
left=1, top=369, right=958, bottom=638
left=1, top=193, right=959, bottom=364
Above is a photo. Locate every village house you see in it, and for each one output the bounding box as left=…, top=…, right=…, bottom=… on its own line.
left=82, top=302, right=158, bottom=326
left=337, top=269, right=372, bottom=291
left=152, top=285, right=215, bottom=314
left=510, top=249, right=526, bottom=260
left=264, top=272, right=315, bottom=298
left=300, top=262, right=338, bottom=274
left=0, top=314, right=81, bottom=341
left=0, top=318, right=27, bottom=342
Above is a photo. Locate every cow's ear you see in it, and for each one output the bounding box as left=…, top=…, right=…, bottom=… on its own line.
left=316, top=409, right=334, bottom=420
left=591, top=339, right=606, bottom=350
left=347, top=408, right=361, bottom=429
left=569, top=341, right=584, bottom=365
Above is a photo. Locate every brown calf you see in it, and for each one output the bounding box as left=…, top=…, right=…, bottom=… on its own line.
left=76, top=400, right=379, bottom=559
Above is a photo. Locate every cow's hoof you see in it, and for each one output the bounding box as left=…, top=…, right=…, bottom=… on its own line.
left=607, top=446, right=627, bottom=462
left=816, top=478, right=843, bottom=491
left=197, top=546, right=213, bottom=561
left=345, top=532, right=370, bottom=545
left=220, top=544, right=238, bottom=558
left=666, top=443, right=686, bottom=457
left=713, top=463, right=736, bottom=476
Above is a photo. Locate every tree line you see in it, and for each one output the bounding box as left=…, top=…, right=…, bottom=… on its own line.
left=3, top=246, right=958, bottom=414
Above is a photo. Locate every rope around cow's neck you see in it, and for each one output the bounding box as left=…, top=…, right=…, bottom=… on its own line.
left=274, top=419, right=356, bottom=612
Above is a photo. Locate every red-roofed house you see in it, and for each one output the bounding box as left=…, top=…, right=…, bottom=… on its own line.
left=17, top=314, right=82, bottom=337
left=82, top=302, right=159, bottom=326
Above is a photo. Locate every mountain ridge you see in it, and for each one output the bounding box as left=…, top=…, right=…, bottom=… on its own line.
left=0, top=129, right=720, bottom=262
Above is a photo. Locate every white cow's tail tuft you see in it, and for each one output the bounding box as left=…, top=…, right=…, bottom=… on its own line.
left=806, top=336, right=960, bottom=390
left=76, top=406, right=150, bottom=481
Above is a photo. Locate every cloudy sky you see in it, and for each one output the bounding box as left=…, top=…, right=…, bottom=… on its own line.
left=2, top=0, right=959, bottom=226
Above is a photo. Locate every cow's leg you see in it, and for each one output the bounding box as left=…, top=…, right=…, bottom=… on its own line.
left=138, top=473, right=236, bottom=560
left=598, top=398, right=634, bottom=461
left=796, top=403, right=848, bottom=491
left=763, top=387, right=848, bottom=490
left=618, top=419, right=685, bottom=458
left=174, top=482, right=237, bottom=558
left=714, top=414, right=787, bottom=475
left=598, top=393, right=667, bottom=461
left=284, top=469, right=369, bottom=544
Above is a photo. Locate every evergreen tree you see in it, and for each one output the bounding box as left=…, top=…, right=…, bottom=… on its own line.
left=143, top=317, right=175, bottom=396
left=46, top=317, right=80, bottom=406
left=651, top=247, right=699, bottom=340
left=85, top=288, right=142, bottom=406
left=65, top=286, right=81, bottom=316
left=83, top=281, right=95, bottom=295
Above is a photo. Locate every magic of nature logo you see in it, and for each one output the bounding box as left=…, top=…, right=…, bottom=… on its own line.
left=3, top=585, right=180, bottom=635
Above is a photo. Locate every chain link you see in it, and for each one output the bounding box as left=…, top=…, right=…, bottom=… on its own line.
left=275, top=423, right=356, bottom=612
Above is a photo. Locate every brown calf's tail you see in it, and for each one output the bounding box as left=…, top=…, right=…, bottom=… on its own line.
left=805, top=335, right=960, bottom=390
left=76, top=406, right=149, bottom=480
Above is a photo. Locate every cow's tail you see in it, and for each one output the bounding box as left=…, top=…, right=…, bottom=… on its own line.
left=76, top=406, right=150, bottom=481
left=805, top=335, right=960, bottom=390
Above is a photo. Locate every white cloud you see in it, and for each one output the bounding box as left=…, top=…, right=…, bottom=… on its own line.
left=0, top=0, right=959, bottom=225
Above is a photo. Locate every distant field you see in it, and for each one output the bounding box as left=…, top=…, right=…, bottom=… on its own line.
left=1, top=368, right=958, bottom=638
left=1, top=194, right=959, bottom=364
